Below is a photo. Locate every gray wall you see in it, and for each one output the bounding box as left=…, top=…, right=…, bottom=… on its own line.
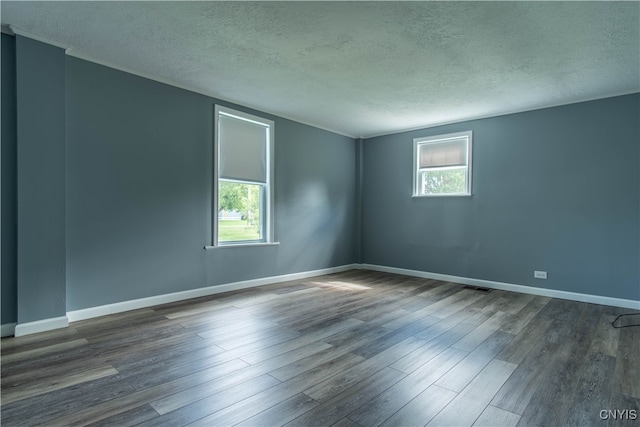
left=1, top=33, right=17, bottom=324
left=65, top=57, right=356, bottom=310
left=4, top=32, right=637, bottom=327
left=355, top=138, right=364, bottom=264
left=15, top=36, right=67, bottom=322
left=362, top=94, right=639, bottom=301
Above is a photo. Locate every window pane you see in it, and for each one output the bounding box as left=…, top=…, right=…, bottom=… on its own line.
left=420, top=168, right=467, bottom=195
left=218, top=181, right=263, bottom=242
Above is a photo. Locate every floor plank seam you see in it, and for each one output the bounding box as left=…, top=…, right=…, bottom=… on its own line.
left=2, top=271, right=638, bottom=427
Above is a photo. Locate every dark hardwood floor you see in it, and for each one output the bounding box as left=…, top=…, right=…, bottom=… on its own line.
left=1, top=270, right=639, bottom=426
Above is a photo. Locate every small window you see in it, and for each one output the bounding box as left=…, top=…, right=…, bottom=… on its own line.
left=413, top=131, right=472, bottom=197
left=214, top=106, right=274, bottom=245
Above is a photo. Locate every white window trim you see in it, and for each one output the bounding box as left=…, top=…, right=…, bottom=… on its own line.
left=213, top=105, right=275, bottom=247
left=412, top=130, right=473, bottom=197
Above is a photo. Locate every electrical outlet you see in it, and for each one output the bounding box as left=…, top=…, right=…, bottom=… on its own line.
left=534, top=270, right=547, bottom=279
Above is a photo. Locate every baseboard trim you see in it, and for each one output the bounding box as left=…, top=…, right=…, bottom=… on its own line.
left=1, top=323, right=17, bottom=338
left=359, top=264, right=640, bottom=310
left=14, top=316, right=69, bottom=337
left=16, top=262, right=636, bottom=335
left=67, top=264, right=359, bottom=323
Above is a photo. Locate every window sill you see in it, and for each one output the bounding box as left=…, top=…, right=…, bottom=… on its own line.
left=204, top=242, right=280, bottom=250
left=412, top=193, right=472, bottom=198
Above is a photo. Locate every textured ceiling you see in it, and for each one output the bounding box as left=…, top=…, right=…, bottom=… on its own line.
left=2, top=1, right=639, bottom=137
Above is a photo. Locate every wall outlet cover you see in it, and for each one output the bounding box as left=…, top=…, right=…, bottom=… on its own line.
left=534, top=271, right=548, bottom=279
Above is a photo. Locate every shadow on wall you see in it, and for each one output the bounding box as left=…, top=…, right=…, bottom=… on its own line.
left=279, top=182, right=351, bottom=272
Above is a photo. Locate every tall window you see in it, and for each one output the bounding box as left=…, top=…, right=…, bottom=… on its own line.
left=413, top=131, right=472, bottom=197
left=214, top=106, right=274, bottom=245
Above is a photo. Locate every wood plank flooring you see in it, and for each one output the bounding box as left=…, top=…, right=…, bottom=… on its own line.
left=1, top=270, right=639, bottom=426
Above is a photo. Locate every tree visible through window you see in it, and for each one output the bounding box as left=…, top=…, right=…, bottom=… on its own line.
left=214, top=106, right=274, bottom=245
left=413, top=131, right=472, bottom=197
left=422, top=168, right=466, bottom=195
left=218, top=181, right=262, bottom=242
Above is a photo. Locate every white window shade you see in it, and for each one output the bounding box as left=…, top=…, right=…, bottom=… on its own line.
left=419, top=137, right=468, bottom=168
left=219, top=114, right=268, bottom=183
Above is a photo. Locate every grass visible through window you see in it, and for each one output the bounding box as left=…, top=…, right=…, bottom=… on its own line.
left=218, top=180, right=262, bottom=243
left=218, top=220, right=260, bottom=242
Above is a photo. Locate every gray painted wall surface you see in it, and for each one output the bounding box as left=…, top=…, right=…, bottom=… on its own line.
left=5, top=32, right=638, bottom=326
left=355, top=138, right=364, bottom=264
left=1, top=34, right=17, bottom=324
left=362, top=94, right=639, bottom=301
left=66, top=57, right=356, bottom=310
left=15, top=36, right=67, bottom=322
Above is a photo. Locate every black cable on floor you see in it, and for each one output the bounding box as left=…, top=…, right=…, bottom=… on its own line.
left=611, top=313, right=640, bottom=328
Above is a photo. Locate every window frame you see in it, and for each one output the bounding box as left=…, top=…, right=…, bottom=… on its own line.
left=412, top=130, right=473, bottom=197
left=213, top=105, right=275, bottom=247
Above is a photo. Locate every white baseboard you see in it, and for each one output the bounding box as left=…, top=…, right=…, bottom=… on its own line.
left=67, top=264, right=359, bottom=323
left=14, top=316, right=69, bottom=337
left=360, top=264, right=640, bottom=310
left=1, top=323, right=17, bottom=338
left=13, top=262, right=637, bottom=337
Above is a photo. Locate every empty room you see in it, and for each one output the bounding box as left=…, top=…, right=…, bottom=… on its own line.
left=1, top=1, right=639, bottom=426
